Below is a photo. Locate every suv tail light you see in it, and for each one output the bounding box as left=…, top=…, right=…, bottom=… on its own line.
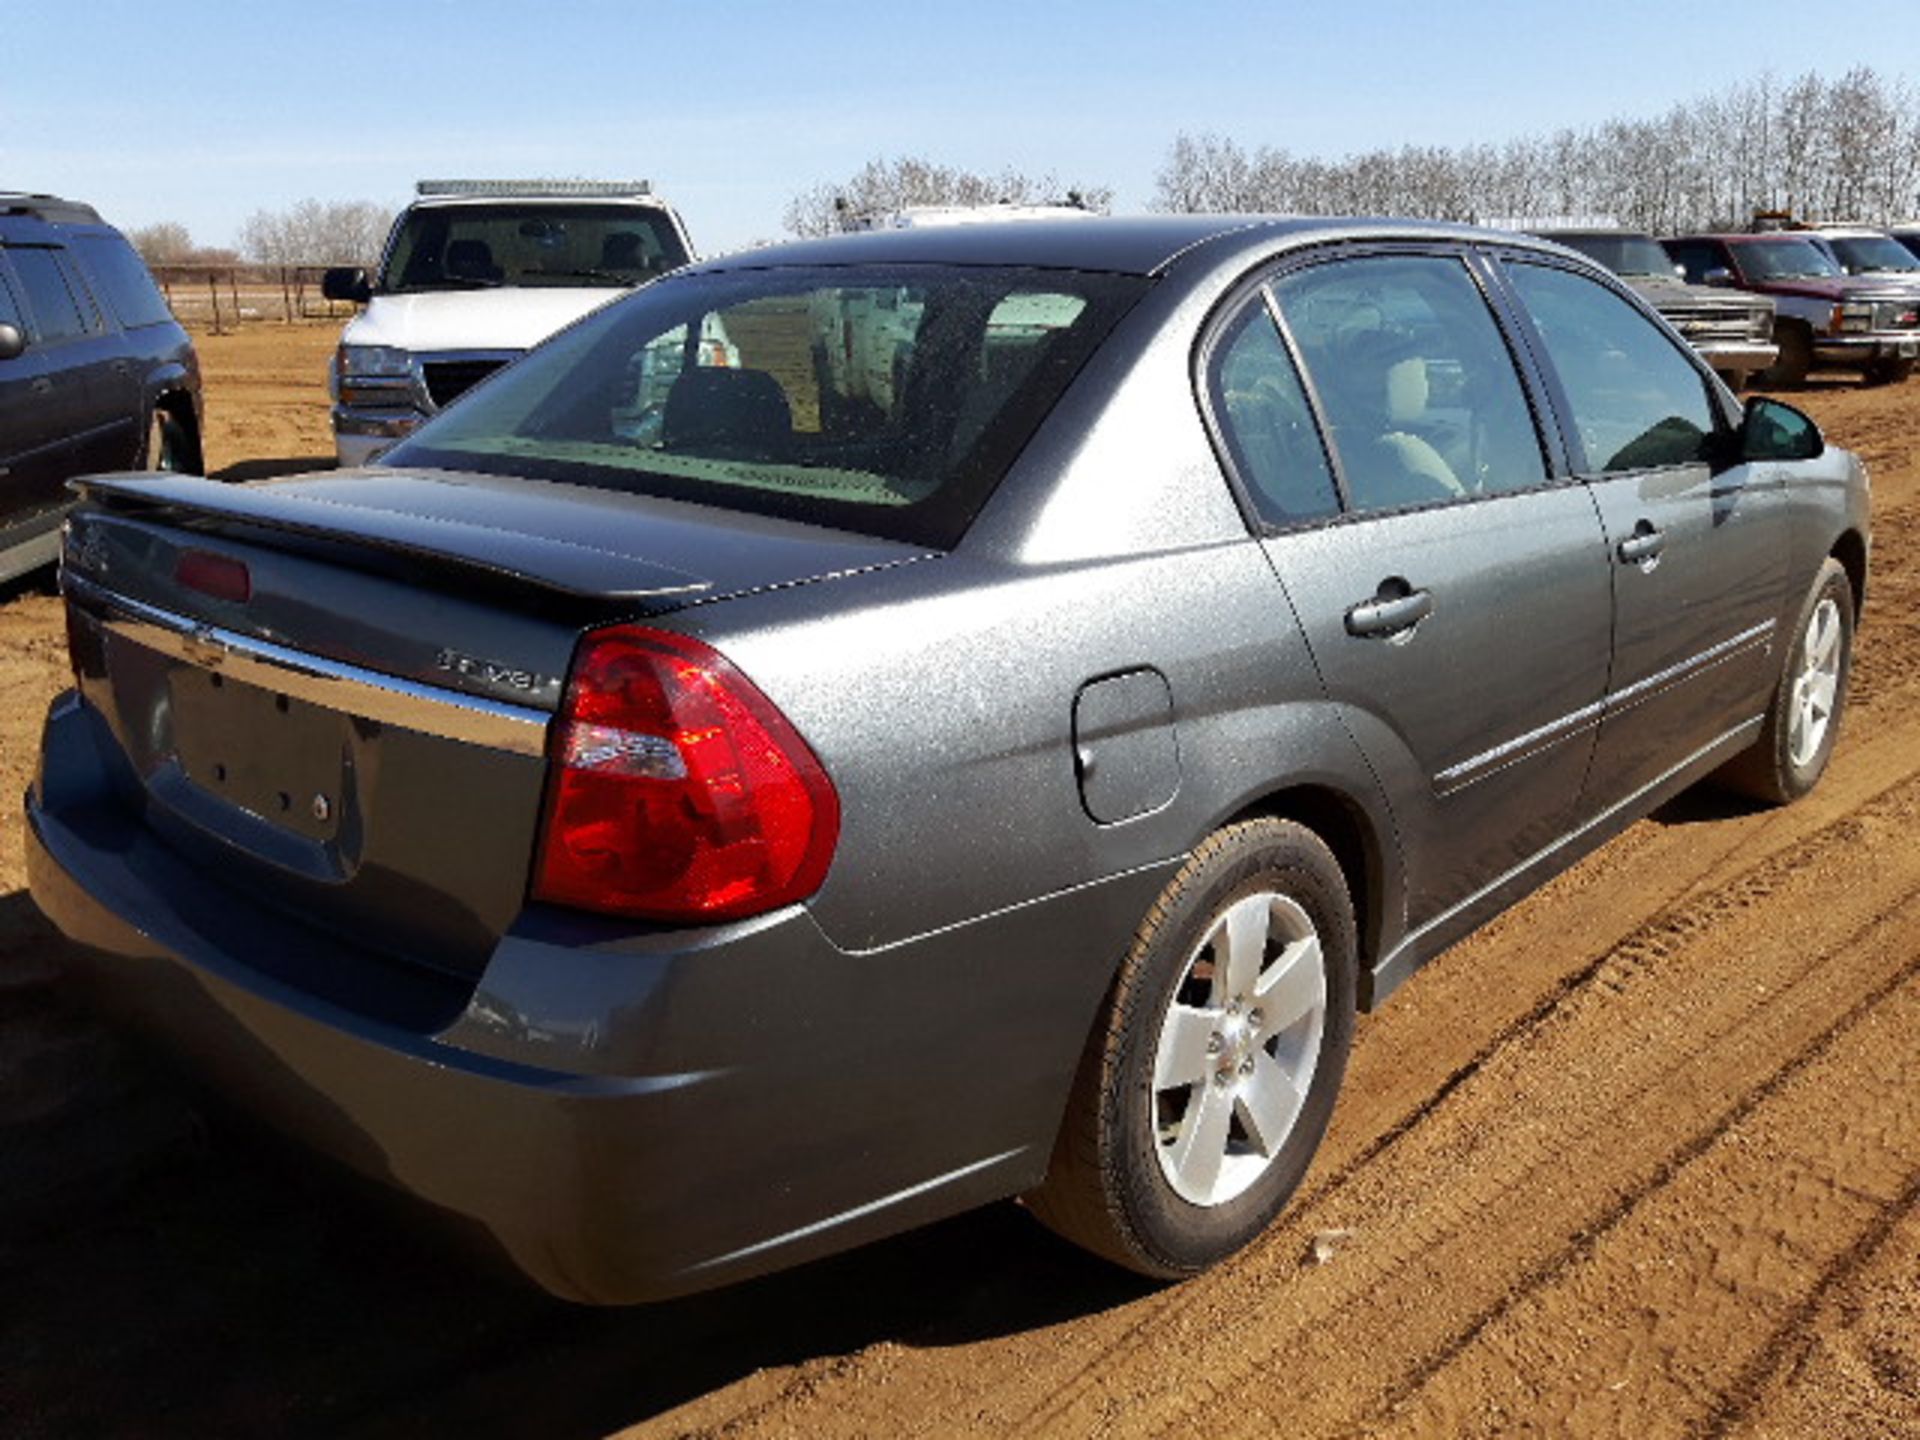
left=532, top=625, right=839, bottom=922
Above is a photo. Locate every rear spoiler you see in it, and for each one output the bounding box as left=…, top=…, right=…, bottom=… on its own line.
left=69, top=472, right=713, bottom=603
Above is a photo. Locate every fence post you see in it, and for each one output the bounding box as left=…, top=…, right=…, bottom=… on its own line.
left=207, top=272, right=223, bottom=335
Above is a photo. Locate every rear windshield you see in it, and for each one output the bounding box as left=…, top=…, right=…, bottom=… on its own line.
left=69, top=232, right=175, bottom=328
left=382, top=264, right=1149, bottom=547
left=378, top=203, right=691, bottom=292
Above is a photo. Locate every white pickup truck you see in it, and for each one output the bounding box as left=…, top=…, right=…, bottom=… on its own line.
left=323, top=180, right=713, bottom=467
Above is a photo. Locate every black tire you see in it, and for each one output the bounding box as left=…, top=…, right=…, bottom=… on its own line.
left=1759, top=323, right=1812, bottom=389
left=1865, top=356, right=1915, bottom=387
left=1717, top=557, right=1854, bottom=805
left=1025, top=817, right=1357, bottom=1278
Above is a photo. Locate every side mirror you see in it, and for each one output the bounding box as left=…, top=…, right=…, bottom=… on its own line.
left=1739, top=396, right=1823, bottom=463
left=0, top=322, right=25, bottom=361
left=1702, top=268, right=1735, bottom=288
left=322, top=266, right=372, bottom=304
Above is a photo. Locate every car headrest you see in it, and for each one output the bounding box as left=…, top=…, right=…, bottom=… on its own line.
left=661, top=368, right=793, bottom=456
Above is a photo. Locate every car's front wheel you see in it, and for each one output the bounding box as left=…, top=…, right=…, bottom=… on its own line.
left=1718, top=557, right=1854, bottom=804
left=1026, top=818, right=1356, bottom=1277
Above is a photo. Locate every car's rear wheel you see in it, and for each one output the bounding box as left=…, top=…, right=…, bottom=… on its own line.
left=1717, top=557, right=1854, bottom=804
left=1026, top=818, right=1355, bottom=1277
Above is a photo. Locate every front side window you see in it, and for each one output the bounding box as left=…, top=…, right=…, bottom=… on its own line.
left=1664, top=241, right=1726, bottom=285
left=379, top=204, right=692, bottom=292
left=1271, top=253, right=1546, bottom=512
left=1507, top=262, right=1718, bottom=473
left=384, top=264, right=1147, bottom=547
left=1206, top=302, right=1339, bottom=525
left=5, top=247, right=89, bottom=341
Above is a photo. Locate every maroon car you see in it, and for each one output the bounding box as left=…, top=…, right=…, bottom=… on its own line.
left=1664, top=232, right=1919, bottom=386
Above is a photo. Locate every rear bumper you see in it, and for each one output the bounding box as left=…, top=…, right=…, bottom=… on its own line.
left=27, top=690, right=1170, bottom=1302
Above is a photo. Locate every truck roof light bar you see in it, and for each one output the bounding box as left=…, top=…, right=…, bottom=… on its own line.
left=415, top=180, right=653, bottom=198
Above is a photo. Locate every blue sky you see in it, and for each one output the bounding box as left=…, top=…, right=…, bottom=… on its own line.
left=6, top=0, right=1917, bottom=255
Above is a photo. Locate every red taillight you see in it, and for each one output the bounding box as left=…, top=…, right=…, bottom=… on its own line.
left=175, top=549, right=251, bottom=602
left=531, top=625, right=839, bottom=922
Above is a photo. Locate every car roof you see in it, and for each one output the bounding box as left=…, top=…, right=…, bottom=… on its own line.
left=688, top=215, right=1559, bottom=279
left=0, top=192, right=105, bottom=225
left=1672, top=232, right=1820, bottom=244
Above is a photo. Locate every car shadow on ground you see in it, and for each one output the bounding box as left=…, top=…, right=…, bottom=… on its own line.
left=1649, top=785, right=1768, bottom=827
left=1, top=931, right=1155, bottom=1439
left=213, top=456, right=336, bottom=482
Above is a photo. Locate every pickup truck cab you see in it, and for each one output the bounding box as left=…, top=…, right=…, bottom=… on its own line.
left=1664, top=231, right=1920, bottom=386
left=323, top=180, right=699, bottom=466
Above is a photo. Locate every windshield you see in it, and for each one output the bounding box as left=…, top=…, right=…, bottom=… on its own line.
left=1552, top=234, right=1677, bottom=278
left=1738, top=239, right=1842, bottom=281
left=1826, top=235, right=1920, bottom=274
left=377, top=203, right=690, bottom=293
left=380, top=263, right=1149, bottom=547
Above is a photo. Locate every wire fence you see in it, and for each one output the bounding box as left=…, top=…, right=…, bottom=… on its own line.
left=149, top=264, right=356, bottom=333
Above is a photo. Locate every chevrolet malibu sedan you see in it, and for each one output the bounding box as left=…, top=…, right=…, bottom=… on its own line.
left=27, top=217, right=1867, bottom=1303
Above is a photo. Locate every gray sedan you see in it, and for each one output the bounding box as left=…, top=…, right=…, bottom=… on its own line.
left=27, top=216, right=1866, bottom=1302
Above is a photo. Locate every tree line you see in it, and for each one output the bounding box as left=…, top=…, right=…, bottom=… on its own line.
left=126, top=64, right=1920, bottom=270
left=1150, top=67, right=1920, bottom=233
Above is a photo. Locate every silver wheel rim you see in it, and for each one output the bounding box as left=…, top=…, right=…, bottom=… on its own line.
left=1151, top=890, right=1326, bottom=1207
left=1788, top=597, right=1842, bottom=769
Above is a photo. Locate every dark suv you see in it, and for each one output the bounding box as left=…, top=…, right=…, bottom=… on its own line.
left=0, top=193, right=203, bottom=584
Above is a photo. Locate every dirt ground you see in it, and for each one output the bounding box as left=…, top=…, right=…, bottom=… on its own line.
left=3, top=326, right=1920, bottom=1439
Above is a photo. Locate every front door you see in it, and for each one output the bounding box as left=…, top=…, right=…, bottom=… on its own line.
left=1225, top=249, right=1615, bottom=931
left=1500, top=258, right=1789, bottom=813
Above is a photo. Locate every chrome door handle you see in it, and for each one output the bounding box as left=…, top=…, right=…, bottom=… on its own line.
left=29, top=377, right=52, bottom=395
left=1617, top=523, right=1665, bottom=565
left=1345, top=587, right=1434, bottom=638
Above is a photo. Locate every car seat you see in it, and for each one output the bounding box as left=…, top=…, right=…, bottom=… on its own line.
left=445, top=239, right=503, bottom=283
left=660, top=368, right=793, bottom=459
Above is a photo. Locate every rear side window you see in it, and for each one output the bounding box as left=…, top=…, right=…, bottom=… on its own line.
left=6, top=247, right=91, bottom=341
left=1207, top=302, right=1340, bottom=525
left=1271, top=253, right=1547, bottom=512
left=1507, top=262, right=1718, bottom=473
left=71, top=232, right=175, bottom=328
left=1664, top=240, right=1724, bottom=285
left=385, top=264, right=1148, bottom=547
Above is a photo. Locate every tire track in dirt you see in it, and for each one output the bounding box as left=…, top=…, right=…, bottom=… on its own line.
left=1363, top=890, right=1920, bottom=1435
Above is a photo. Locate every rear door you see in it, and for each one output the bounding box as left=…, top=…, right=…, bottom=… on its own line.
left=1498, top=257, right=1788, bottom=813
left=1218, top=247, right=1614, bottom=930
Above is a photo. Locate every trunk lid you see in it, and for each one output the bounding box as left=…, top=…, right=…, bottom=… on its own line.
left=62, top=468, right=931, bottom=978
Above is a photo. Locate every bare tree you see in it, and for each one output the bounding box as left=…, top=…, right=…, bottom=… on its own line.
left=240, top=199, right=393, bottom=266
left=128, top=221, right=196, bottom=265
left=1155, top=65, right=1920, bottom=236
left=784, top=156, right=1113, bottom=236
